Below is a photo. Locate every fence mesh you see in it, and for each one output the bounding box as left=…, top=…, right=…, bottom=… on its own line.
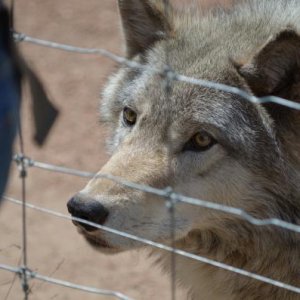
left=1, top=1, right=300, bottom=299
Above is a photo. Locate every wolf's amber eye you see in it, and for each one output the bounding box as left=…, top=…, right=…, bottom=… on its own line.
left=123, top=107, right=137, bottom=126
left=184, top=131, right=216, bottom=152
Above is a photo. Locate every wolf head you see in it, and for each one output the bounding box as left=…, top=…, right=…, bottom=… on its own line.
left=68, top=0, right=300, bottom=254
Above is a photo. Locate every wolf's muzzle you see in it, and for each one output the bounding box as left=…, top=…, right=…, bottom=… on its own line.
left=67, top=195, right=109, bottom=232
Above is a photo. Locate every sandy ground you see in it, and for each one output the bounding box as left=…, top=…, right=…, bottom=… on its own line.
left=0, top=1, right=230, bottom=299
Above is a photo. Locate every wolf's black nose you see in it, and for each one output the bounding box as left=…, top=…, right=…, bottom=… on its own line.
left=67, top=195, right=109, bottom=232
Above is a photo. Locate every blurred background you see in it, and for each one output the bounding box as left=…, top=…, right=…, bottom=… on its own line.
left=0, top=1, right=231, bottom=299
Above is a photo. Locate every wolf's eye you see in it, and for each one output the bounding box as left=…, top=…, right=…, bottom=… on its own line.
left=184, top=131, right=216, bottom=152
left=123, top=107, right=137, bottom=126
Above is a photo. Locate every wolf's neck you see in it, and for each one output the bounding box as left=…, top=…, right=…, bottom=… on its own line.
left=151, top=222, right=299, bottom=299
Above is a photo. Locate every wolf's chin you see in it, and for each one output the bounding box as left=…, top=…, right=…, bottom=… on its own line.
left=75, top=226, right=120, bottom=253
left=83, top=234, right=122, bottom=254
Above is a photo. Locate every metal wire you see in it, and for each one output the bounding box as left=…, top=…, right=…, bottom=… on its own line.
left=0, top=264, right=132, bottom=300
left=13, top=2, right=30, bottom=295
left=161, top=0, right=176, bottom=298
left=13, top=155, right=300, bottom=235
left=9, top=0, right=30, bottom=298
left=16, top=83, right=30, bottom=300
left=3, top=196, right=300, bottom=295
left=12, top=31, right=300, bottom=111
left=14, top=149, right=30, bottom=300
left=18, top=153, right=30, bottom=300
left=166, top=193, right=177, bottom=300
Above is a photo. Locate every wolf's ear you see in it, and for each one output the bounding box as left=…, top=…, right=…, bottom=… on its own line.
left=118, top=0, right=172, bottom=58
left=234, top=29, right=300, bottom=123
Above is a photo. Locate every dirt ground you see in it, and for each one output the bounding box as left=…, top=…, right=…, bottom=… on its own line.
left=0, top=1, right=230, bottom=299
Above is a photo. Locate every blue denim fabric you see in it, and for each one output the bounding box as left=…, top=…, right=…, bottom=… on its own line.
left=0, top=47, right=20, bottom=200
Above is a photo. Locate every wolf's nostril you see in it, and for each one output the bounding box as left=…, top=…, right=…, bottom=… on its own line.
left=67, top=195, right=109, bottom=231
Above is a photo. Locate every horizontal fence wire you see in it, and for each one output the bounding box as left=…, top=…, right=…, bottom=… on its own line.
left=3, top=195, right=300, bottom=295
left=0, top=263, right=133, bottom=300
left=14, top=155, right=300, bottom=234
left=13, top=31, right=300, bottom=111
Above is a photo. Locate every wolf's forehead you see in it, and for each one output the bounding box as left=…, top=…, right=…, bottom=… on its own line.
left=122, top=69, right=235, bottom=128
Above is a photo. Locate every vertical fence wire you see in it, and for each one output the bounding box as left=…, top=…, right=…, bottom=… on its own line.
left=166, top=189, right=176, bottom=300
left=18, top=122, right=30, bottom=300
left=162, top=1, right=176, bottom=299
left=17, top=68, right=30, bottom=298
left=11, top=0, right=30, bottom=298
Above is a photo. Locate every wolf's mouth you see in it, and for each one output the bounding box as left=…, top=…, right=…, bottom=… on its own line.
left=75, top=225, right=117, bottom=251
left=72, top=219, right=99, bottom=232
left=84, top=234, right=111, bottom=249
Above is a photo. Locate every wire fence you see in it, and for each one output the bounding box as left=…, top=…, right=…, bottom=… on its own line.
left=1, top=1, right=300, bottom=299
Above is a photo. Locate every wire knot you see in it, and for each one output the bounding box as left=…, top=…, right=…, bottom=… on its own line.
left=19, top=266, right=31, bottom=296
left=12, top=31, right=26, bottom=42
left=14, top=154, right=34, bottom=166
left=14, top=154, right=33, bottom=178
left=161, top=65, right=177, bottom=82
left=164, top=187, right=178, bottom=211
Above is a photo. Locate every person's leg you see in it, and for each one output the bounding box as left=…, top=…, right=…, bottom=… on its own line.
left=0, top=49, right=20, bottom=200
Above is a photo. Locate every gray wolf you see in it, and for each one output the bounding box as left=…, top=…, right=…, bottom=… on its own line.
left=67, top=0, right=300, bottom=299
